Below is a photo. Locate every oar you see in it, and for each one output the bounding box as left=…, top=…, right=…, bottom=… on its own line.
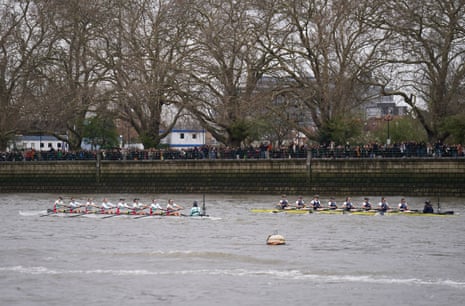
left=202, top=194, right=207, bottom=216
left=62, top=205, right=89, bottom=217
left=100, top=212, right=120, bottom=219
left=133, top=210, right=165, bottom=219
left=133, top=214, right=153, bottom=219
left=66, top=212, right=87, bottom=218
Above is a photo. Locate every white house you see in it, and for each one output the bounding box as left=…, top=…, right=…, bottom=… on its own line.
left=8, top=135, right=69, bottom=152
left=8, top=129, right=208, bottom=152
left=160, top=129, right=206, bottom=149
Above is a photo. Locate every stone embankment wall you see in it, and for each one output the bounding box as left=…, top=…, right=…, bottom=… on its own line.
left=1, top=158, right=464, bottom=196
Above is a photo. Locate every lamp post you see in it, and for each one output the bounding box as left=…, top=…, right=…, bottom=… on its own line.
left=384, top=109, right=393, bottom=145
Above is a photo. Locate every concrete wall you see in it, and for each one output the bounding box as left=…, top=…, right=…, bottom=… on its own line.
left=1, top=159, right=464, bottom=196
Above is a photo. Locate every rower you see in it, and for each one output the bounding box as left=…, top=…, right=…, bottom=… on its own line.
left=130, top=198, right=146, bottom=215
left=310, top=195, right=322, bottom=210
left=342, top=197, right=355, bottom=211
left=53, top=196, right=65, bottom=213
left=85, top=198, right=98, bottom=213
left=166, top=199, right=184, bottom=216
left=277, top=195, right=289, bottom=209
left=361, top=197, right=372, bottom=211
left=378, top=197, right=390, bottom=215
left=295, top=196, right=305, bottom=209
left=100, top=198, right=115, bottom=214
left=116, top=198, right=130, bottom=214
left=149, top=199, right=164, bottom=215
left=327, top=197, right=338, bottom=210
left=398, top=198, right=409, bottom=211
left=68, top=197, right=81, bottom=213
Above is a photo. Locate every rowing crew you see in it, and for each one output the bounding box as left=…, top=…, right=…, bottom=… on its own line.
left=277, top=195, right=425, bottom=213
left=52, top=197, right=203, bottom=216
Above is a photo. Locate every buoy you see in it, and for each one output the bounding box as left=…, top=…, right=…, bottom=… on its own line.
left=266, top=234, right=285, bottom=245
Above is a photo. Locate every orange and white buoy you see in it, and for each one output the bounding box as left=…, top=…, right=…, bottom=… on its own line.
left=266, top=234, right=286, bottom=245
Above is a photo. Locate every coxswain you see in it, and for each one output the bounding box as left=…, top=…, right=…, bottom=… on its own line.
left=190, top=201, right=202, bottom=216
left=423, top=200, right=434, bottom=213
left=361, top=198, right=372, bottom=211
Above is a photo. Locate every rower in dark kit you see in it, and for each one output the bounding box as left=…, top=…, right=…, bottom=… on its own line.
left=361, top=197, right=372, bottom=211
left=277, top=194, right=289, bottom=209
left=378, top=197, right=390, bottom=215
left=398, top=198, right=409, bottom=211
left=327, top=197, right=338, bottom=210
left=295, top=196, right=305, bottom=209
left=310, top=195, right=322, bottom=210
left=342, top=197, right=355, bottom=211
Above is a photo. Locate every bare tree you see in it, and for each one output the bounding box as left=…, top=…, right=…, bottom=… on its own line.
left=264, top=0, right=387, bottom=144
left=0, top=0, right=56, bottom=150
left=375, top=0, right=465, bottom=143
left=42, top=0, right=117, bottom=149
left=101, top=0, right=192, bottom=149
left=182, top=0, right=277, bottom=147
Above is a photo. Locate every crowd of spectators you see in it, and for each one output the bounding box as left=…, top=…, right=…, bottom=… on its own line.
left=1, top=141, right=464, bottom=162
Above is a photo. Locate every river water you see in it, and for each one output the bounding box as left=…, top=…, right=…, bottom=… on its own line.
left=1, top=194, right=464, bottom=306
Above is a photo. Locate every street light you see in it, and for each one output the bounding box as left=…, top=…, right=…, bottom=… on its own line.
left=384, top=109, right=393, bottom=145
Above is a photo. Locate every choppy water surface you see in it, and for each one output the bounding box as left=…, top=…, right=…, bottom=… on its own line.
left=1, top=194, right=464, bottom=306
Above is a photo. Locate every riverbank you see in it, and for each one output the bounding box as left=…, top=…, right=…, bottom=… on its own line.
left=1, top=158, right=464, bottom=196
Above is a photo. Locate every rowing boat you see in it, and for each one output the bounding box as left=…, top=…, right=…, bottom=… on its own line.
left=250, top=208, right=311, bottom=214
left=314, top=209, right=455, bottom=216
left=251, top=208, right=455, bottom=216
left=19, top=210, right=221, bottom=220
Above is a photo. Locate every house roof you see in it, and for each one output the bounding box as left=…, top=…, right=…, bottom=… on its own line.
left=15, top=135, right=63, bottom=141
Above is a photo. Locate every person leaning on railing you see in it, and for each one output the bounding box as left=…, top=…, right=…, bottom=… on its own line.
left=1, top=142, right=464, bottom=161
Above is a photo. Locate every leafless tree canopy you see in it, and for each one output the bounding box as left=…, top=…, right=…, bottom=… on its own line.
left=0, top=0, right=464, bottom=150
left=374, top=0, right=465, bottom=142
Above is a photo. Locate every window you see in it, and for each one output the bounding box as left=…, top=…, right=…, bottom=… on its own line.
left=180, top=133, right=185, bottom=139
left=40, top=143, right=44, bottom=148
left=57, top=143, right=61, bottom=148
left=192, top=134, right=197, bottom=139
left=48, top=143, right=52, bottom=148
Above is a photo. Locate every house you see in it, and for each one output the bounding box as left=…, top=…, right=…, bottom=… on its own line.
left=160, top=129, right=207, bottom=149
left=8, top=135, right=68, bottom=152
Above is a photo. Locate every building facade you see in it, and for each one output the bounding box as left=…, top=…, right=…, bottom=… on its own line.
left=160, top=129, right=207, bottom=149
left=8, top=135, right=68, bottom=152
